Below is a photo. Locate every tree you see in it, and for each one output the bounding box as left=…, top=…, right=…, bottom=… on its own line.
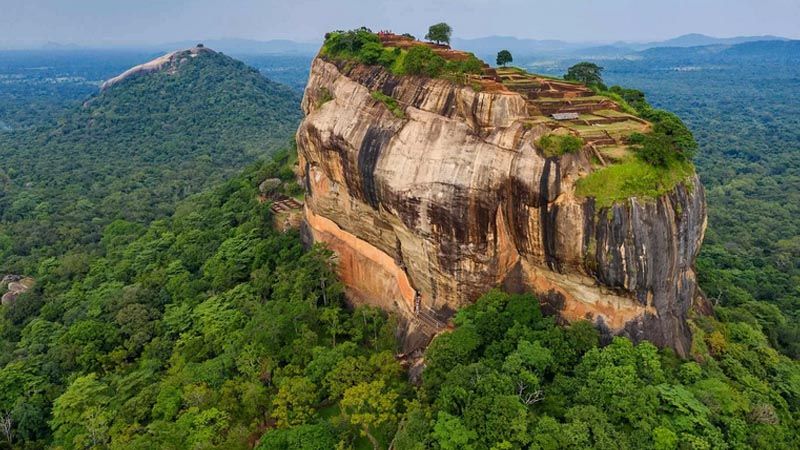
left=432, top=412, right=477, bottom=450
left=503, top=340, right=552, bottom=405
left=496, top=50, right=513, bottom=67
left=463, top=395, right=528, bottom=448
left=325, top=355, right=371, bottom=399
left=50, top=374, right=112, bottom=449
left=562, top=406, right=622, bottom=449
left=632, top=133, right=675, bottom=167
left=653, top=426, right=678, bottom=450
left=256, top=423, right=338, bottom=450
left=391, top=401, right=432, bottom=450
left=425, top=23, right=452, bottom=45
left=341, top=380, right=399, bottom=450
left=359, top=42, right=385, bottom=65
left=564, top=62, right=605, bottom=87
left=271, top=377, right=317, bottom=428
left=402, top=46, right=447, bottom=78
left=0, top=411, right=12, bottom=447
left=321, top=306, right=345, bottom=347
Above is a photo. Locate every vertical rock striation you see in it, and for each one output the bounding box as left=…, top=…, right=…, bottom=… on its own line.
left=296, top=57, right=707, bottom=356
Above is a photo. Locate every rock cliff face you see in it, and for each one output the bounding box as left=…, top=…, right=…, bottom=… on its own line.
left=296, top=57, right=707, bottom=356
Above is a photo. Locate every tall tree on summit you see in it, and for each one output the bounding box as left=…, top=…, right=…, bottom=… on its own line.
left=564, top=62, right=605, bottom=88
left=425, top=23, right=452, bottom=45
left=496, top=49, right=513, bottom=67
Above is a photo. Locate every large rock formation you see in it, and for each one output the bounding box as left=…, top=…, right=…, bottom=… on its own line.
left=296, top=55, right=707, bottom=356
left=100, top=45, right=213, bottom=91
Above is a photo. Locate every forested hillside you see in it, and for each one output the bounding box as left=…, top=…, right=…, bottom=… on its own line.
left=1, top=147, right=798, bottom=449
left=0, top=151, right=395, bottom=448
left=0, top=48, right=301, bottom=274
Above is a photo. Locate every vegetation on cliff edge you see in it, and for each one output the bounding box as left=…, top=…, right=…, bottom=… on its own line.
left=575, top=157, right=695, bottom=208
left=538, top=134, right=584, bottom=158
left=574, top=78, right=698, bottom=206
left=321, top=28, right=483, bottom=82
left=371, top=91, right=405, bottom=119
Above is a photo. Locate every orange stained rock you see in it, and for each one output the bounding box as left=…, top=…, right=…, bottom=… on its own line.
left=522, top=261, right=656, bottom=330
left=304, top=206, right=417, bottom=312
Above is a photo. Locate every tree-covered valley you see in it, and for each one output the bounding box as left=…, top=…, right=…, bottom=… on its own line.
left=0, top=38, right=799, bottom=450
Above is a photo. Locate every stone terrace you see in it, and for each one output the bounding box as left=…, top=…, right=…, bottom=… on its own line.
left=493, top=67, right=651, bottom=164
left=375, top=34, right=650, bottom=161
left=494, top=67, right=650, bottom=151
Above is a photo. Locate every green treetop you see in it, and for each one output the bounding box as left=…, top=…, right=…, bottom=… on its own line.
left=496, top=49, right=513, bottom=67
left=425, top=23, right=452, bottom=45
left=564, top=61, right=605, bottom=87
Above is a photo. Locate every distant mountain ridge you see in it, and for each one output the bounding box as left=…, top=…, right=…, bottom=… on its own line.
left=451, top=36, right=584, bottom=56
left=640, top=33, right=790, bottom=49
left=455, top=33, right=794, bottom=59
left=638, top=39, right=800, bottom=59
left=443, top=34, right=793, bottom=63
left=5, top=38, right=322, bottom=54
left=11, top=33, right=790, bottom=56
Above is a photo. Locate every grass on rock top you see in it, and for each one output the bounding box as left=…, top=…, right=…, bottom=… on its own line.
left=371, top=91, right=405, bottom=118
left=575, top=157, right=694, bottom=208
left=538, top=134, right=584, bottom=157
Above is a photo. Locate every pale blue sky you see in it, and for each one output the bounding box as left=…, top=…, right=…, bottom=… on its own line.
left=1, top=0, right=798, bottom=47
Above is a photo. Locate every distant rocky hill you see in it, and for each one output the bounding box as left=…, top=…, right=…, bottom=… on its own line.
left=0, top=46, right=301, bottom=271
left=637, top=39, right=800, bottom=60
left=100, top=45, right=213, bottom=91
left=641, top=33, right=790, bottom=49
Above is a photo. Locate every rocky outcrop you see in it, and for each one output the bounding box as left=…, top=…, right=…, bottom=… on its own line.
left=1, top=275, right=34, bottom=306
left=100, top=46, right=213, bottom=91
left=296, top=57, right=707, bottom=356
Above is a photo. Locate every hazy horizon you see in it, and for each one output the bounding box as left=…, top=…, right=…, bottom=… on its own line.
left=2, top=0, right=799, bottom=49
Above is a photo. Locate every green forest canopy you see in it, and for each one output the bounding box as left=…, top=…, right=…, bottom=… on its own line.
left=1, top=148, right=798, bottom=449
